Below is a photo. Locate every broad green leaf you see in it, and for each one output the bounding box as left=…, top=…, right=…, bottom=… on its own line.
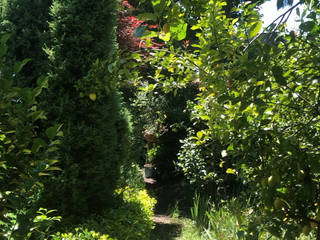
left=0, top=43, right=8, bottom=58
left=134, top=25, right=147, bottom=38
left=147, top=84, right=156, bottom=91
left=137, top=13, right=157, bottom=21
left=249, top=21, right=262, bottom=38
left=272, top=66, right=286, bottom=85
left=276, top=187, right=287, bottom=194
left=256, top=81, right=265, bottom=86
left=227, top=144, right=234, bottom=151
left=33, top=87, right=43, bottom=98
left=277, top=0, right=284, bottom=9
left=177, top=23, right=188, bottom=40
left=32, top=138, right=46, bottom=153
left=28, top=110, right=47, bottom=122
left=0, top=134, right=6, bottom=141
left=1, top=34, right=11, bottom=44
left=36, top=76, right=48, bottom=89
left=46, top=146, right=59, bottom=153
left=299, top=21, right=316, bottom=32
left=141, top=30, right=158, bottom=38
left=14, top=58, right=31, bottom=74
left=196, top=131, right=203, bottom=139
left=0, top=161, right=7, bottom=169
left=152, top=0, right=168, bottom=15
left=46, top=124, right=63, bottom=140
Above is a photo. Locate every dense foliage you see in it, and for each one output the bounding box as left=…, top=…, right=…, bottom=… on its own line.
left=41, top=0, right=132, bottom=220
left=134, top=0, right=320, bottom=238
left=1, top=0, right=320, bottom=239
left=52, top=187, right=156, bottom=240
left=0, top=0, right=51, bottom=87
left=0, top=0, right=154, bottom=239
left=0, top=36, right=62, bottom=239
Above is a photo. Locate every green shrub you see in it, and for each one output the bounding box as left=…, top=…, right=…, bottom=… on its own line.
left=106, top=187, right=156, bottom=240
left=0, top=35, right=61, bottom=239
left=82, top=187, right=156, bottom=240
left=177, top=129, right=241, bottom=197
left=50, top=187, right=155, bottom=240
left=41, top=0, right=132, bottom=220
left=52, top=228, right=115, bottom=240
left=118, top=162, right=145, bottom=190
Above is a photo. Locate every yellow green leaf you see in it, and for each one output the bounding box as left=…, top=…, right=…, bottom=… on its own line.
left=249, top=21, right=262, bottom=38
left=23, top=149, right=32, bottom=154
left=35, top=181, right=44, bottom=187
left=232, top=18, right=239, bottom=25
left=256, top=81, right=265, bottom=86
left=159, top=32, right=171, bottom=41
left=45, top=167, right=62, bottom=171
left=196, top=131, right=203, bottom=139
left=89, top=93, right=97, bottom=101
left=38, top=172, right=50, bottom=176
left=226, top=168, right=236, bottom=174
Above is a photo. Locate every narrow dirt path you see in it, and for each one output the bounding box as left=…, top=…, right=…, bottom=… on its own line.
left=143, top=171, right=183, bottom=239
left=151, top=215, right=182, bottom=240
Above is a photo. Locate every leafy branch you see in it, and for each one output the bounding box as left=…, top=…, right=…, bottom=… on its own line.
left=243, top=1, right=302, bottom=52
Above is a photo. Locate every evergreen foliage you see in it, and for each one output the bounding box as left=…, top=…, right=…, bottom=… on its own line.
left=0, top=0, right=52, bottom=87
left=42, top=0, right=131, bottom=220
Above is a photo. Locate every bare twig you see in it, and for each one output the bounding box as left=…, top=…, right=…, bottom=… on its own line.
left=243, top=2, right=302, bottom=52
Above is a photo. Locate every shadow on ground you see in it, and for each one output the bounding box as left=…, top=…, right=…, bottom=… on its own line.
left=144, top=172, right=195, bottom=240
left=150, top=222, right=182, bottom=240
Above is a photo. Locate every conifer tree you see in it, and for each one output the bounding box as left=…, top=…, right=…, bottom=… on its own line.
left=42, top=0, right=130, bottom=219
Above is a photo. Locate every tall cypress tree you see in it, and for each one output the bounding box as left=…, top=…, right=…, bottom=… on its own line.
left=42, top=0, right=130, bottom=220
left=0, top=0, right=52, bottom=87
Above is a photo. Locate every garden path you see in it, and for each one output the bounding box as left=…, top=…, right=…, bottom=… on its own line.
left=143, top=171, right=183, bottom=240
